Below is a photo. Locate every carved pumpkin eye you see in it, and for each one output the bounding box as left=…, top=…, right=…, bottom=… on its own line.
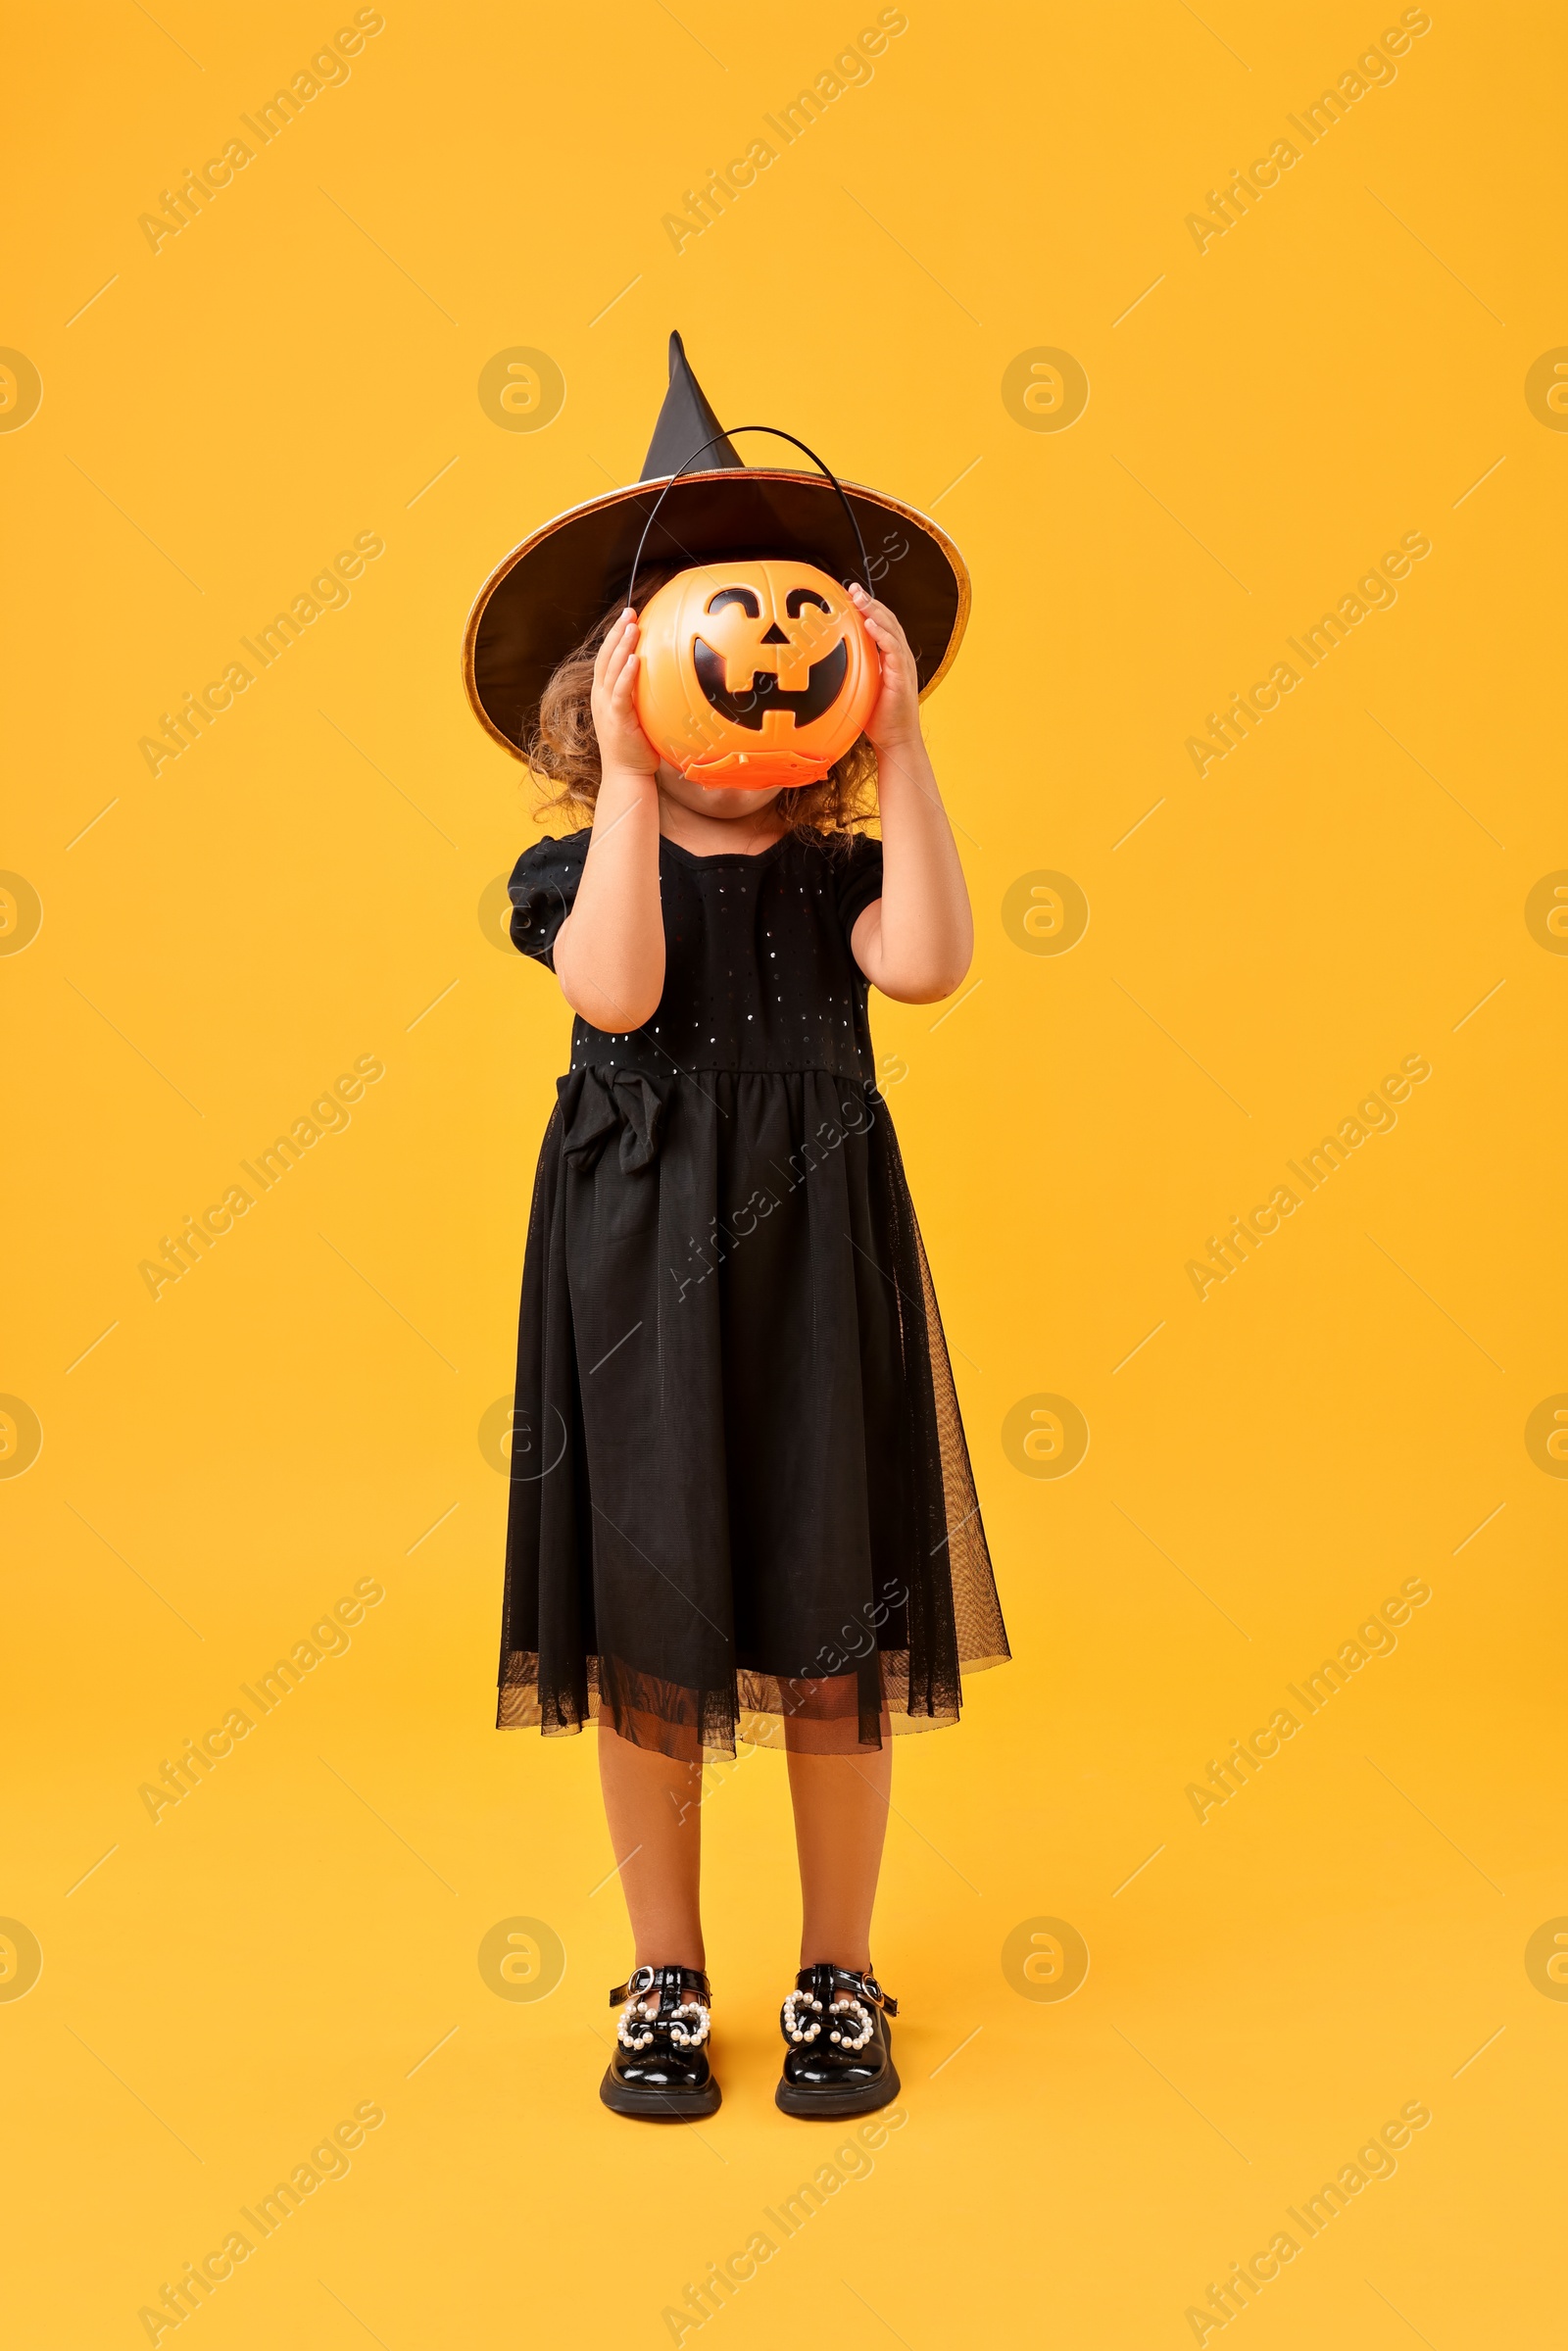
left=706, top=587, right=760, bottom=616
left=786, top=588, right=832, bottom=617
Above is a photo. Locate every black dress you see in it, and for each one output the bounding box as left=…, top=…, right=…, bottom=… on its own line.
left=498, top=824, right=1008, bottom=1761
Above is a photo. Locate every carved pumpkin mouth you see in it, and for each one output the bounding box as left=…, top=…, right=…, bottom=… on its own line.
left=692, top=636, right=849, bottom=733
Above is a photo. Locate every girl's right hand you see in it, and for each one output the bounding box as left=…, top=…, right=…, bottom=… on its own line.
left=591, top=610, right=660, bottom=779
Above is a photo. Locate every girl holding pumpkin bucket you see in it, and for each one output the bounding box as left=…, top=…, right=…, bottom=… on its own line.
left=465, top=333, right=1008, bottom=2120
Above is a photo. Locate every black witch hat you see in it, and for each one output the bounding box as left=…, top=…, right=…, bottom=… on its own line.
left=463, top=331, right=971, bottom=761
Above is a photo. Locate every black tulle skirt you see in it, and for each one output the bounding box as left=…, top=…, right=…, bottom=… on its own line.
left=498, top=1063, right=1008, bottom=1759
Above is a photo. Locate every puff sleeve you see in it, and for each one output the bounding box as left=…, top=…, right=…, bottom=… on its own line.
left=834, top=832, right=884, bottom=945
left=508, top=830, right=590, bottom=970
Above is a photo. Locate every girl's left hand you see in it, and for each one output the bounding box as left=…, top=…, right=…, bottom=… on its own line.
left=849, top=584, right=921, bottom=754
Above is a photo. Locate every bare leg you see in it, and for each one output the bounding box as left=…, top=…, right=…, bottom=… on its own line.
left=597, top=1721, right=706, bottom=1973
left=786, top=1738, right=893, bottom=1973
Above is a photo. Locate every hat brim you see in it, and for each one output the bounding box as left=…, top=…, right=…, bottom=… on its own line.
left=463, top=468, right=971, bottom=760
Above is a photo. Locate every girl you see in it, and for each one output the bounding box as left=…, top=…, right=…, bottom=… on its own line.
left=471, top=335, right=1008, bottom=2121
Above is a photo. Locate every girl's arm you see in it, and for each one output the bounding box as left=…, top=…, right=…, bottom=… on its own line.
left=552, top=611, right=666, bottom=1032
left=846, top=584, right=974, bottom=1004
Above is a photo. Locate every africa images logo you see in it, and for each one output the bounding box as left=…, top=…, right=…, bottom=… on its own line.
left=138, top=1054, right=384, bottom=1299
left=136, top=12, right=387, bottom=255
left=1185, top=1053, right=1431, bottom=1300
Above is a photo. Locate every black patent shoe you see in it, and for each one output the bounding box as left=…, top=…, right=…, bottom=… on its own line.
left=775, top=1963, right=901, bottom=2119
left=600, top=1965, right=720, bottom=2121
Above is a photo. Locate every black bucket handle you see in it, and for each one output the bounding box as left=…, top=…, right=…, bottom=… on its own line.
left=625, top=426, right=874, bottom=611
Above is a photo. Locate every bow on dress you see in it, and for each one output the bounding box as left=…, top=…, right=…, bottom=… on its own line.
left=558, top=1066, right=665, bottom=1174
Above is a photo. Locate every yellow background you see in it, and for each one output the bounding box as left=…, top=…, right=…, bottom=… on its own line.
left=4, top=1, right=1565, bottom=2342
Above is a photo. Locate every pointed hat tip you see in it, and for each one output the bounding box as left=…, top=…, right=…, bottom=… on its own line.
left=641, top=330, right=743, bottom=479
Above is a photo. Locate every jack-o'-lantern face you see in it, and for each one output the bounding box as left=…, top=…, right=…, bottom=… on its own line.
left=634, top=559, right=878, bottom=789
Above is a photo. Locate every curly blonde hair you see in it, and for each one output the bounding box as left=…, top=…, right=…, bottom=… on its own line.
left=526, top=568, right=879, bottom=842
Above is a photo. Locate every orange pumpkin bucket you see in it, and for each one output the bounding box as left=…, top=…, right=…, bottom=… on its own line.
left=635, top=558, right=878, bottom=788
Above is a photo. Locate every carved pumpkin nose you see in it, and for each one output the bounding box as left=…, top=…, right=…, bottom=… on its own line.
left=760, top=623, right=789, bottom=644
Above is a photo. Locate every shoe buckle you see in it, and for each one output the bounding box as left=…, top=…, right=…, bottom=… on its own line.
left=627, top=1964, right=656, bottom=1995
left=858, top=1971, right=898, bottom=2016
